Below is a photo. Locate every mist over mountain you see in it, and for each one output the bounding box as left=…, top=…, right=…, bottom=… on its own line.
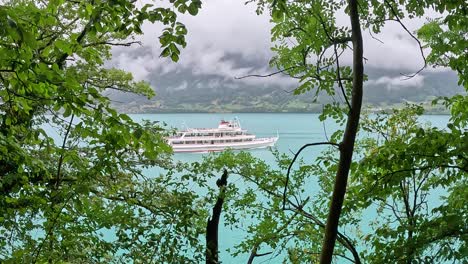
left=108, top=48, right=463, bottom=113
left=104, top=0, right=464, bottom=113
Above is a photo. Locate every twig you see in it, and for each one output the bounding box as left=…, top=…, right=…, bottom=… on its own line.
left=383, top=0, right=426, bottom=79
left=82, top=40, right=142, bottom=48
left=334, top=44, right=352, bottom=110
left=321, top=113, right=330, bottom=142
left=55, top=114, right=75, bottom=188
left=247, top=244, right=273, bottom=264
left=368, top=28, right=385, bottom=44
left=282, top=142, right=340, bottom=209
left=235, top=66, right=297, bottom=79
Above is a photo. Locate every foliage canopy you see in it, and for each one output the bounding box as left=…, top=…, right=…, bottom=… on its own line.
left=0, top=0, right=208, bottom=262
left=0, top=0, right=466, bottom=263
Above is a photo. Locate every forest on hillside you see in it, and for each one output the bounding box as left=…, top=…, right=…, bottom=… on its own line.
left=109, top=66, right=464, bottom=113
left=0, top=0, right=466, bottom=263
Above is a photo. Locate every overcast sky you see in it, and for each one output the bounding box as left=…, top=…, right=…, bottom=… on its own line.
left=111, top=0, right=440, bottom=91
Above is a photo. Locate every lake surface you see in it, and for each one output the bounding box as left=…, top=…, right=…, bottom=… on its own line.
left=133, top=113, right=341, bottom=163
left=130, top=113, right=450, bottom=263
left=132, top=112, right=450, bottom=170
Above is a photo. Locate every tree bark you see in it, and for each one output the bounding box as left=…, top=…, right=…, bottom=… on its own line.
left=319, top=0, right=364, bottom=263
left=206, top=169, right=228, bottom=264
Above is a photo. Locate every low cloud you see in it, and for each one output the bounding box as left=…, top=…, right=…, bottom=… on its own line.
left=368, top=75, right=425, bottom=90
left=110, top=0, right=445, bottom=91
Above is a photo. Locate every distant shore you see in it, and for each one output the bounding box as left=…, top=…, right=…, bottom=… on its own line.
left=114, top=104, right=451, bottom=115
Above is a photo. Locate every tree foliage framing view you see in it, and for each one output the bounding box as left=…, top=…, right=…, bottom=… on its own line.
left=0, top=0, right=466, bottom=263
left=0, top=0, right=208, bottom=262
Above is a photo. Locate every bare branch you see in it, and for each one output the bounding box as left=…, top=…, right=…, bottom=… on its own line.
left=55, top=114, right=75, bottom=189
left=334, top=44, right=352, bottom=110
left=383, top=0, right=426, bottom=79
left=234, top=66, right=297, bottom=79
left=322, top=114, right=330, bottom=143
left=247, top=246, right=273, bottom=264
left=332, top=36, right=353, bottom=45
left=368, top=28, right=385, bottom=44
left=286, top=201, right=362, bottom=264
left=82, top=41, right=142, bottom=48
left=254, top=251, right=273, bottom=257
left=282, top=142, right=340, bottom=209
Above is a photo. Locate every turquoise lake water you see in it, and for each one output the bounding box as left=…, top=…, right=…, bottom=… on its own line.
left=37, top=112, right=453, bottom=262
left=132, top=112, right=450, bottom=155
left=129, top=113, right=450, bottom=263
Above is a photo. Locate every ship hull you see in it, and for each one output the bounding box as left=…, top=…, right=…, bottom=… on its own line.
left=171, top=137, right=278, bottom=153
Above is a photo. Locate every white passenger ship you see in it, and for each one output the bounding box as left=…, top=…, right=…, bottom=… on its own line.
left=167, top=118, right=278, bottom=153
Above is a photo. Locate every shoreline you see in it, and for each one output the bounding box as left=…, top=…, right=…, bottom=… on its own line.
left=123, top=111, right=451, bottom=116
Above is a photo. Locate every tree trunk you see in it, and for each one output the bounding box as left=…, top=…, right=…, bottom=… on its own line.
left=319, top=0, right=364, bottom=263
left=206, top=169, right=228, bottom=264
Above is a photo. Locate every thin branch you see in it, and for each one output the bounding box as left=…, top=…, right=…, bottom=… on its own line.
left=87, top=82, right=136, bottom=94
left=56, top=0, right=102, bottom=68
left=32, top=193, right=75, bottom=263
left=82, top=40, right=142, bottom=48
left=55, top=114, right=75, bottom=189
left=368, top=28, right=385, bottom=44
left=383, top=0, right=426, bottom=79
left=282, top=142, right=340, bottom=209
left=302, top=46, right=311, bottom=66
left=286, top=203, right=361, bottom=264
left=255, top=251, right=273, bottom=257
left=375, top=196, right=403, bottom=223
left=334, top=44, right=352, bottom=110
left=230, top=167, right=361, bottom=263
left=247, top=245, right=259, bottom=264
left=336, top=253, right=356, bottom=263
left=322, top=114, right=330, bottom=142
left=235, top=66, right=297, bottom=79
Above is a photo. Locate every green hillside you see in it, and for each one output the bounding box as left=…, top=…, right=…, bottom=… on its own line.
left=110, top=67, right=464, bottom=113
